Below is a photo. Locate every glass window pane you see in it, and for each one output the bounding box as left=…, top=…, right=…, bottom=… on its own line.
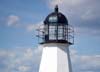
left=49, top=16, right=57, bottom=22
left=49, top=26, right=56, bottom=40
left=58, top=26, right=63, bottom=39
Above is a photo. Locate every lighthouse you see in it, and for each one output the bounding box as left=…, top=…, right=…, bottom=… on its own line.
left=37, top=5, right=74, bottom=72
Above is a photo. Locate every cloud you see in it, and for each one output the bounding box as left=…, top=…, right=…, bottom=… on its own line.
left=27, top=21, right=43, bottom=32
left=49, top=0, right=83, bottom=7
left=18, top=65, right=31, bottom=72
left=70, top=48, right=100, bottom=72
left=81, top=9, right=98, bottom=20
left=0, top=47, right=42, bottom=72
left=78, top=55, right=100, bottom=72
left=7, top=15, right=19, bottom=26
left=75, top=27, right=100, bottom=37
left=48, top=0, right=100, bottom=19
left=24, top=48, right=33, bottom=59
left=0, top=47, right=100, bottom=72
left=47, top=0, right=100, bottom=37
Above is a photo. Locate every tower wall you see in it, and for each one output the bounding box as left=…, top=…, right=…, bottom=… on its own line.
left=39, top=43, right=72, bottom=72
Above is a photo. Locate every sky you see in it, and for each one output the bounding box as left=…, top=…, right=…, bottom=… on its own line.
left=0, top=0, right=100, bottom=72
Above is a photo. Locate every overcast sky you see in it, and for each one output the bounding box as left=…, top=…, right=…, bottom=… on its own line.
left=0, top=0, right=100, bottom=72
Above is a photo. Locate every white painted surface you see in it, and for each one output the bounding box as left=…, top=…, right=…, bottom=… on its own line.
left=39, top=43, right=72, bottom=72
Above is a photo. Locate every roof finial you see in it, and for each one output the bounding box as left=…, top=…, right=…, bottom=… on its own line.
left=55, top=5, right=58, bottom=12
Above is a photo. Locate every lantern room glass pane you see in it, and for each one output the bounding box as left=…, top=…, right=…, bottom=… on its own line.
left=49, top=26, right=57, bottom=40
left=49, top=16, right=57, bottom=23
left=58, top=26, right=64, bottom=40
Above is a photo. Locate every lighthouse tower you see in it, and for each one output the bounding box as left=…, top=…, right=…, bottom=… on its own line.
left=37, top=5, right=74, bottom=72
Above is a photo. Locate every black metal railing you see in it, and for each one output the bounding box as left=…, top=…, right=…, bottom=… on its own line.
left=36, top=24, right=74, bottom=44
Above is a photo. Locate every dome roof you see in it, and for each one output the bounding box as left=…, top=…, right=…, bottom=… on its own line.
left=44, top=5, right=68, bottom=25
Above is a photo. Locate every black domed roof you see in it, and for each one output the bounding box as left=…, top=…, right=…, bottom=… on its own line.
left=44, top=5, right=68, bottom=25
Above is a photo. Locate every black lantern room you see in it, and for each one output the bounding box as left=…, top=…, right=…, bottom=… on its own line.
left=37, top=5, right=74, bottom=44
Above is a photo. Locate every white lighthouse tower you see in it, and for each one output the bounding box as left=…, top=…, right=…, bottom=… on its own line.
left=37, top=5, right=74, bottom=72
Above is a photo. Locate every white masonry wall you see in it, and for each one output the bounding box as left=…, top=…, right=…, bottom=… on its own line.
left=39, top=43, right=72, bottom=72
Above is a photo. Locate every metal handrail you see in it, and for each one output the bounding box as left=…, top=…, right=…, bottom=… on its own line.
left=36, top=24, right=74, bottom=44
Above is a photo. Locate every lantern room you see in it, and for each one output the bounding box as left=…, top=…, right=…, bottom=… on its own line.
left=37, top=5, right=74, bottom=44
